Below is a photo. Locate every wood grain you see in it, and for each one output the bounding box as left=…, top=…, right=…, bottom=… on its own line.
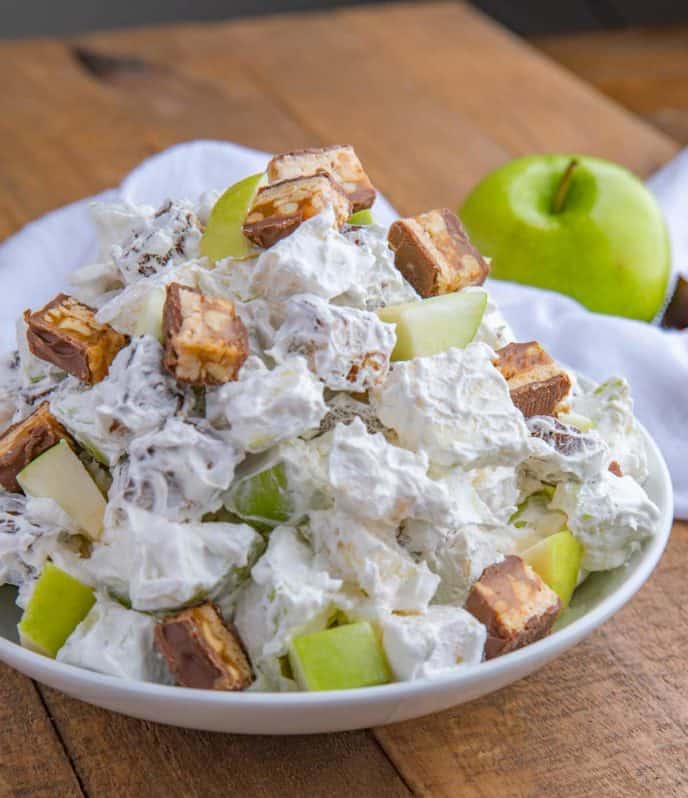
left=0, top=3, right=685, bottom=796
left=0, top=663, right=84, bottom=798
left=37, top=686, right=410, bottom=798
left=535, top=25, right=688, bottom=144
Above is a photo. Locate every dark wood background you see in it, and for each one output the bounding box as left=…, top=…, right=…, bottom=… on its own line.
left=2, top=0, right=688, bottom=39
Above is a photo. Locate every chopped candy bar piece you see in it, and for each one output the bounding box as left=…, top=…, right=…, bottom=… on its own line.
left=162, top=283, right=249, bottom=386
left=661, top=275, right=688, bottom=330
left=24, top=294, right=128, bottom=384
left=609, top=460, right=623, bottom=477
left=0, top=402, right=72, bottom=492
left=267, top=145, right=376, bottom=212
left=465, top=555, right=561, bottom=659
left=154, top=602, right=253, bottom=691
left=387, top=209, right=489, bottom=297
left=494, top=341, right=571, bottom=417
left=243, top=174, right=352, bottom=249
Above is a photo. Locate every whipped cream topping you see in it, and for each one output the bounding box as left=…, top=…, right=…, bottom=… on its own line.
left=372, top=343, right=531, bottom=469
left=328, top=417, right=457, bottom=525
left=0, top=495, right=83, bottom=604
left=551, top=471, right=659, bottom=570
left=569, top=378, right=648, bottom=483
left=82, top=506, right=260, bottom=611
left=269, top=294, right=395, bottom=392
left=525, top=416, right=611, bottom=484
left=50, top=336, right=189, bottom=465
left=308, top=509, right=439, bottom=613
left=107, top=417, right=242, bottom=523
left=206, top=355, right=327, bottom=452
left=57, top=597, right=170, bottom=683
left=381, top=605, right=486, bottom=680
left=400, top=519, right=510, bottom=606
left=112, top=199, right=202, bottom=285
left=339, top=223, right=419, bottom=309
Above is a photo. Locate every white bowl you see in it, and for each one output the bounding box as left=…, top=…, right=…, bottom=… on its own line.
left=0, top=424, right=673, bottom=734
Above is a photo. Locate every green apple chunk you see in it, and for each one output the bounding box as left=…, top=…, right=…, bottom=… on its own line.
left=460, top=155, right=670, bottom=321
left=378, top=289, right=487, bottom=361
left=228, top=463, right=292, bottom=526
left=18, top=563, right=95, bottom=657
left=288, top=622, right=392, bottom=691
left=522, top=529, right=583, bottom=607
left=347, top=209, right=375, bottom=225
left=17, top=440, right=106, bottom=540
left=134, top=286, right=165, bottom=341
left=200, top=172, right=266, bottom=262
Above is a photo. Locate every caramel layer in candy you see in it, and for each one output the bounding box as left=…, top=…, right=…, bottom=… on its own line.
left=154, top=603, right=253, bottom=691
left=0, top=402, right=72, bottom=492
left=243, top=174, right=352, bottom=249
left=465, top=555, right=561, bottom=659
left=494, top=341, right=571, bottom=417
left=387, top=208, right=489, bottom=297
left=162, top=283, right=248, bottom=386
left=267, top=145, right=376, bottom=212
left=24, top=294, right=128, bottom=384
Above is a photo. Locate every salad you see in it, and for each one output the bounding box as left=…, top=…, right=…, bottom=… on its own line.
left=0, top=145, right=659, bottom=692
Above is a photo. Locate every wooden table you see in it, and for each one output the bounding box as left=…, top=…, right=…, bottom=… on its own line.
left=1, top=3, right=686, bottom=796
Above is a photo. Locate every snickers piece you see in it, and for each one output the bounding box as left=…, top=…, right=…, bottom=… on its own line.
left=494, top=341, right=571, bottom=418
left=465, top=555, right=561, bottom=659
left=267, top=145, right=376, bottom=212
left=243, top=174, right=352, bottom=249
left=0, top=402, right=72, bottom=492
left=387, top=209, right=489, bottom=297
left=162, top=283, right=249, bottom=386
left=609, top=460, right=623, bottom=477
left=24, top=294, right=128, bottom=384
left=661, top=275, right=688, bottom=330
left=154, top=603, right=253, bottom=691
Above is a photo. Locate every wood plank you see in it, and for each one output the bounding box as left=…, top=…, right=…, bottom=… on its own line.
left=0, top=36, right=312, bottom=240
left=189, top=1, right=676, bottom=211
left=374, top=522, right=688, bottom=797
left=38, top=686, right=410, bottom=798
left=0, top=663, right=84, bottom=798
left=535, top=25, right=688, bottom=144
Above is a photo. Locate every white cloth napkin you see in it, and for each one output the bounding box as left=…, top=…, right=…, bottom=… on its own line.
left=1, top=140, right=686, bottom=515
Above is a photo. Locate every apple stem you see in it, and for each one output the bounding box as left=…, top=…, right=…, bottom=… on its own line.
left=552, top=159, right=579, bottom=214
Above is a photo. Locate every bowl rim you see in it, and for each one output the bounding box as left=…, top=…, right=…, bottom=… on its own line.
left=0, top=422, right=674, bottom=709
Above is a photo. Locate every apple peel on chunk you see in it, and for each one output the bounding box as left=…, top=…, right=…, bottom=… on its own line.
left=288, top=622, right=392, bottom=691
left=18, top=563, right=95, bottom=658
left=378, top=289, right=487, bottom=361
left=17, top=439, right=106, bottom=540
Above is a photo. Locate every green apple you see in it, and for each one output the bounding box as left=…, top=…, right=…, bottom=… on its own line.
left=347, top=209, right=375, bottom=225
left=227, top=462, right=292, bottom=526
left=556, top=411, right=594, bottom=432
left=377, top=289, right=487, bottom=361
left=200, top=172, right=266, bottom=262
left=17, top=440, right=106, bottom=540
left=135, top=286, right=165, bottom=341
left=288, top=622, right=391, bottom=691
left=460, top=155, right=670, bottom=321
left=522, top=529, right=584, bottom=607
left=18, top=563, right=95, bottom=657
